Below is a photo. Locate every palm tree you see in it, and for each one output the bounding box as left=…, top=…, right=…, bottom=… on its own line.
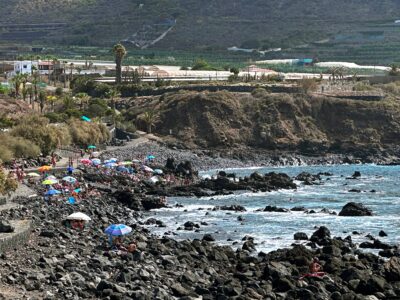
left=75, top=92, right=90, bottom=110
left=142, top=110, right=159, bottom=134
left=11, top=73, right=24, bottom=97
left=113, top=44, right=127, bottom=84
left=106, top=88, right=120, bottom=110
left=26, top=86, right=33, bottom=108
left=46, top=95, right=58, bottom=112
left=38, top=89, right=47, bottom=113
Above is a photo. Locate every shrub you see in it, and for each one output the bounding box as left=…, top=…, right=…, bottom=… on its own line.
left=299, top=78, right=318, bottom=94
left=11, top=115, right=71, bottom=155
left=0, top=145, right=13, bottom=163
left=0, top=168, right=18, bottom=196
left=45, top=112, right=68, bottom=123
left=68, top=119, right=110, bottom=146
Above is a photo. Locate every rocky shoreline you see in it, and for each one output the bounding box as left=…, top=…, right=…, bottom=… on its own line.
left=0, top=155, right=400, bottom=299
left=102, top=141, right=400, bottom=171
left=1, top=191, right=400, bottom=299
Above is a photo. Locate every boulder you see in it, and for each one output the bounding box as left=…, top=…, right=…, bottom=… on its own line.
left=294, top=232, right=308, bottom=240
left=0, top=221, right=14, bottom=233
left=384, top=257, right=400, bottom=281
left=339, top=202, right=373, bottom=216
left=263, top=206, right=289, bottom=213
left=310, top=226, right=331, bottom=245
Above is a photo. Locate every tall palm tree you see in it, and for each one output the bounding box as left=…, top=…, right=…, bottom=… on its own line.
left=113, top=44, right=127, bottom=84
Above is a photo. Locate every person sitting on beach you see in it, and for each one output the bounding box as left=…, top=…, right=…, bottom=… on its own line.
left=299, top=257, right=333, bottom=282
left=309, top=257, right=323, bottom=274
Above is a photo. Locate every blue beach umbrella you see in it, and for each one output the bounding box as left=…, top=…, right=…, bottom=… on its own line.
left=74, top=188, right=82, bottom=193
left=45, top=189, right=61, bottom=196
left=116, top=166, right=128, bottom=172
left=88, top=145, right=96, bottom=149
left=91, top=158, right=101, bottom=165
left=147, top=155, right=155, bottom=160
left=104, top=224, right=132, bottom=236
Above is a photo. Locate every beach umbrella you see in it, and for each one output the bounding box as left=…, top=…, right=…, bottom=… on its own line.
left=74, top=188, right=82, bottom=193
left=87, top=145, right=96, bottom=149
left=149, top=176, right=159, bottom=183
left=45, top=189, right=61, bottom=196
left=104, top=162, right=117, bottom=168
left=147, top=155, right=155, bottom=160
left=66, top=212, right=91, bottom=221
left=91, top=158, right=101, bottom=165
left=91, top=151, right=100, bottom=157
left=38, top=165, right=52, bottom=172
left=132, top=159, right=141, bottom=163
left=104, top=224, right=132, bottom=236
left=116, top=166, right=128, bottom=172
left=109, top=158, right=118, bottom=162
left=153, top=169, right=163, bottom=175
left=46, top=175, right=57, bottom=180
left=62, top=176, right=77, bottom=183
left=27, top=172, right=40, bottom=177
left=81, top=116, right=91, bottom=122
left=42, top=179, right=58, bottom=185
left=119, top=161, right=133, bottom=166
left=80, top=158, right=92, bottom=165
left=142, top=165, right=154, bottom=173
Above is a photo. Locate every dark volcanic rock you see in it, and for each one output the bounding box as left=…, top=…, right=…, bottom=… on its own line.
left=339, top=202, right=373, bottom=216
left=263, top=206, right=289, bottom=213
left=0, top=221, right=14, bottom=233
left=310, top=226, right=331, bottom=245
left=294, top=232, right=308, bottom=240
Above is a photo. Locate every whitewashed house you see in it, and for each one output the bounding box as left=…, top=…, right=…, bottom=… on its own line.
left=13, top=60, right=38, bottom=76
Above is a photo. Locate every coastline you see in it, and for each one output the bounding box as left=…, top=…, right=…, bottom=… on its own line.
left=1, top=141, right=400, bottom=299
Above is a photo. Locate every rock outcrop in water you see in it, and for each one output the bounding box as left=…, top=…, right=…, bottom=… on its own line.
left=339, top=202, right=373, bottom=216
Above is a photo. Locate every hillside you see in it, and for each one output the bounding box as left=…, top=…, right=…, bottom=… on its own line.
left=2, top=1, right=400, bottom=63
left=125, top=90, right=400, bottom=159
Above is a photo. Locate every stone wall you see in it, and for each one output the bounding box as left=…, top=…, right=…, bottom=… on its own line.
left=0, top=220, right=31, bottom=254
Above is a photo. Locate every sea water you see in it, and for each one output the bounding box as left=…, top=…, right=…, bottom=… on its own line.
left=143, top=164, right=400, bottom=253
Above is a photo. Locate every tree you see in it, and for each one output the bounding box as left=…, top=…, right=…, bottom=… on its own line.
left=113, top=44, right=127, bottom=84
left=142, top=110, right=159, bottom=134
left=75, top=92, right=91, bottom=110
left=11, top=73, right=24, bottom=97
left=39, top=90, right=47, bottom=113
left=299, top=78, right=318, bottom=94
left=192, top=59, right=211, bottom=70
left=106, top=88, right=120, bottom=111
left=389, top=64, right=400, bottom=76
left=230, top=67, right=240, bottom=76
left=46, top=95, right=58, bottom=112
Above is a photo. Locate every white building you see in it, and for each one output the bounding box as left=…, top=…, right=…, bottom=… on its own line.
left=13, top=60, right=38, bottom=76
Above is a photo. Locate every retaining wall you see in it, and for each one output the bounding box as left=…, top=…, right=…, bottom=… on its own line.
left=0, top=220, right=32, bottom=254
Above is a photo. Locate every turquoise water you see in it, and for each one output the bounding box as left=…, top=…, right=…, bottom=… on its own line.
left=144, top=164, right=400, bottom=252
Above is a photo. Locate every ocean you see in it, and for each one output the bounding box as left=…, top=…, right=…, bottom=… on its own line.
left=143, top=164, right=400, bottom=253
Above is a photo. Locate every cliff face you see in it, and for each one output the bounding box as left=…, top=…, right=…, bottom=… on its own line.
left=145, top=90, right=400, bottom=154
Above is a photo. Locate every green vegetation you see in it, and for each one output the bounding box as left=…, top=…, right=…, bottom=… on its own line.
left=0, top=167, right=18, bottom=196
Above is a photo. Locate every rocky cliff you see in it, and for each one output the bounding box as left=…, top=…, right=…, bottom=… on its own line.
left=128, top=89, right=400, bottom=157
